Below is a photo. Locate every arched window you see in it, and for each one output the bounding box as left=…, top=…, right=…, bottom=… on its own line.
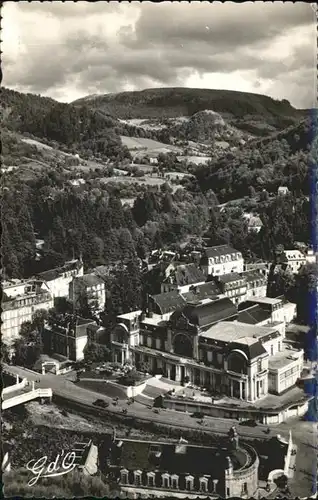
left=173, top=334, right=193, bottom=358
left=228, top=350, right=248, bottom=374
left=113, top=324, right=129, bottom=344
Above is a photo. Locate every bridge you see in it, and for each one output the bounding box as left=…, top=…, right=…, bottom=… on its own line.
left=2, top=372, right=52, bottom=410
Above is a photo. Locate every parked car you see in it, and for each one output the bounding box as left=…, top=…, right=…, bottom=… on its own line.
left=239, top=419, right=258, bottom=427
left=93, top=399, right=109, bottom=408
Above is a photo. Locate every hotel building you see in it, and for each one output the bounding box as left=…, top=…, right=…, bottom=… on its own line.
left=2, top=279, right=53, bottom=344
left=110, top=295, right=303, bottom=403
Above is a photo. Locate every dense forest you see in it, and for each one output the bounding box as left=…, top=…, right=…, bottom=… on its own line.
left=73, top=87, right=304, bottom=131
left=1, top=173, right=210, bottom=279
left=1, top=87, right=130, bottom=160
left=192, top=114, right=317, bottom=201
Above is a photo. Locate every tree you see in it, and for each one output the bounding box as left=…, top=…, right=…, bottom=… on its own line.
left=54, top=297, right=73, bottom=315
left=248, top=185, right=256, bottom=198
left=2, top=342, right=11, bottom=364
left=83, top=342, right=110, bottom=364
left=32, top=309, right=49, bottom=333
left=295, top=263, right=318, bottom=325
left=267, top=268, right=295, bottom=300
left=12, top=320, right=43, bottom=368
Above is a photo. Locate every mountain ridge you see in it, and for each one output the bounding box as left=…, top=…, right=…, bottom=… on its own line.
left=72, top=86, right=307, bottom=137
left=72, top=86, right=305, bottom=118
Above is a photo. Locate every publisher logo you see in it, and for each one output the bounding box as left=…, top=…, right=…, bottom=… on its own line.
left=26, top=450, right=77, bottom=486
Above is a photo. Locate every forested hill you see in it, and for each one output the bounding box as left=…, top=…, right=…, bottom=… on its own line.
left=193, top=114, right=316, bottom=202
left=0, top=87, right=130, bottom=160
left=73, top=87, right=305, bottom=132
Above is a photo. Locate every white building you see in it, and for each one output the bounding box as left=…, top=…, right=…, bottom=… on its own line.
left=305, top=248, right=316, bottom=264
left=245, top=297, right=296, bottom=325
left=280, top=250, right=306, bottom=274
left=200, top=245, right=244, bottom=277
left=278, top=186, right=289, bottom=196
left=110, top=297, right=303, bottom=402
left=36, top=259, right=84, bottom=299
left=69, top=273, right=106, bottom=313
left=69, top=178, right=85, bottom=187
left=2, top=279, right=53, bottom=344
left=247, top=216, right=263, bottom=234
left=242, top=270, right=268, bottom=300
left=268, top=347, right=304, bottom=394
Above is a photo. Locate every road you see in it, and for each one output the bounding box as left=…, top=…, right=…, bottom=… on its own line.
left=3, top=364, right=283, bottom=440
left=4, top=364, right=317, bottom=497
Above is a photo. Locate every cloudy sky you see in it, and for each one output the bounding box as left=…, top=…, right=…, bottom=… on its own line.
left=2, top=1, right=316, bottom=108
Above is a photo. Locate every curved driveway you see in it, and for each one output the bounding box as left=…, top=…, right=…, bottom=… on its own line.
left=3, top=364, right=284, bottom=440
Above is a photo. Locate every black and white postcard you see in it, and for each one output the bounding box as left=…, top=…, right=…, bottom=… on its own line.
left=1, top=1, right=317, bottom=498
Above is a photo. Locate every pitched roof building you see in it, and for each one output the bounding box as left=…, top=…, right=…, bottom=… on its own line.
left=105, top=434, right=259, bottom=499
left=161, top=263, right=206, bottom=293
left=201, top=245, right=244, bottom=276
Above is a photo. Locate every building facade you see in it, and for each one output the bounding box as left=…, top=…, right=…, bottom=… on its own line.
left=200, top=245, right=244, bottom=277
left=242, top=270, right=268, bottom=300
left=2, top=279, right=53, bottom=344
left=43, top=315, right=95, bottom=361
left=111, top=295, right=303, bottom=403
left=211, top=273, right=247, bottom=305
left=36, top=258, right=84, bottom=299
left=279, top=250, right=306, bottom=274
left=69, top=273, right=106, bottom=313
left=105, top=430, right=259, bottom=499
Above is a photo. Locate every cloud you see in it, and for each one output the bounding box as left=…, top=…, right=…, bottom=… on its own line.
left=1, top=1, right=315, bottom=107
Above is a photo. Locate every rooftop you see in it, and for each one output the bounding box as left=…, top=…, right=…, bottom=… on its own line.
left=248, top=297, right=282, bottom=305
left=214, top=272, right=243, bottom=284
left=201, top=321, right=278, bottom=343
left=117, top=310, right=142, bottom=321
left=110, top=437, right=250, bottom=475
left=268, top=347, right=303, bottom=371
left=248, top=216, right=263, bottom=228
left=37, top=259, right=82, bottom=282
left=141, top=314, right=167, bottom=327
left=182, top=281, right=222, bottom=303
left=238, top=305, right=271, bottom=325
left=203, top=245, right=242, bottom=259
left=74, top=273, right=105, bottom=288
left=240, top=269, right=267, bottom=282
left=283, top=250, right=306, bottom=260
left=151, top=291, right=186, bottom=315
left=163, top=263, right=205, bottom=287
left=172, top=297, right=238, bottom=329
